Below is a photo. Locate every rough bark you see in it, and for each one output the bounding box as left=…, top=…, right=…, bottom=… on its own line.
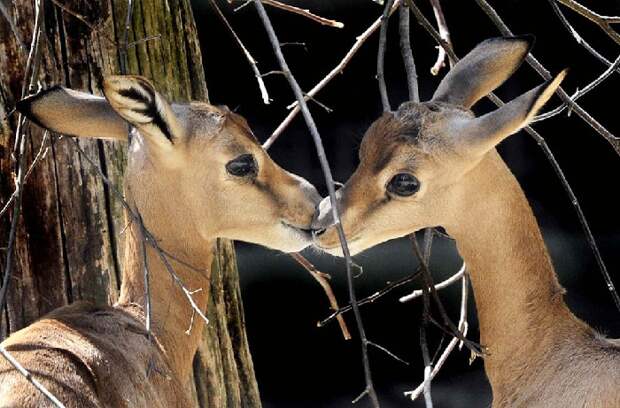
left=0, top=1, right=260, bottom=406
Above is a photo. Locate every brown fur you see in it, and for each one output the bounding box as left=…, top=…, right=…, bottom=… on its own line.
left=312, top=36, right=619, bottom=406
left=0, top=76, right=321, bottom=407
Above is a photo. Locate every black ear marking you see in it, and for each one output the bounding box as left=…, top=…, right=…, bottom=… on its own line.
left=111, top=82, right=174, bottom=143
left=117, top=87, right=151, bottom=105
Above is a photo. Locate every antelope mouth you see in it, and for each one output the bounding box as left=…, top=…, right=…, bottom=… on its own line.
left=281, top=221, right=313, bottom=239
left=311, top=232, right=362, bottom=255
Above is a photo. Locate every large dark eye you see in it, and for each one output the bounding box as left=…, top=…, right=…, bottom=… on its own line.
left=387, top=173, right=420, bottom=197
left=226, top=154, right=256, bottom=177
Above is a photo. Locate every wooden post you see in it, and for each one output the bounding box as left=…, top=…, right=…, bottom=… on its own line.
left=0, top=1, right=260, bottom=406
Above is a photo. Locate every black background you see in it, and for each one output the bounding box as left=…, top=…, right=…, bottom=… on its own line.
left=191, top=1, right=619, bottom=407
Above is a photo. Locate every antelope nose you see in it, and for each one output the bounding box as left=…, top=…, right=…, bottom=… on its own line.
left=311, top=196, right=335, bottom=236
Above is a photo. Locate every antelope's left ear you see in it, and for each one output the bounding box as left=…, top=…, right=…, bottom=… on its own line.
left=432, top=36, right=534, bottom=108
left=461, top=69, right=567, bottom=154
left=103, top=75, right=183, bottom=146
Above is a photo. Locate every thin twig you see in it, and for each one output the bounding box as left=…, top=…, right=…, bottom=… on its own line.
left=138, top=213, right=152, bottom=336
left=263, top=0, right=402, bottom=149
left=555, top=0, right=620, bottom=44
left=0, top=131, right=50, bottom=219
left=399, top=4, right=420, bottom=102
left=252, top=2, right=380, bottom=405
left=289, top=253, right=351, bottom=340
left=378, top=0, right=395, bottom=111
left=0, top=345, right=66, bottom=408
left=319, top=268, right=423, bottom=327
left=118, top=0, right=133, bottom=75
left=410, top=230, right=481, bottom=353
left=0, top=1, right=27, bottom=53
left=209, top=0, right=270, bottom=104
left=474, top=0, right=620, bottom=155
left=428, top=0, right=452, bottom=75
left=0, top=0, right=44, bottom=323
left=50, top=0, right=119, bottom=47
left=399, top=263, right=466, bottom=303
left=261, top=0, right=343, bottom=28
left=0, top=2, right=65, bottom=406
left=548, top=0, right=620, bottom=74
left=414, top=231, right=434, bottom=408
left=404, top=273, right=469, bottom=402
left=70, top=139, right=211, bottom=325
left=367, top=340, right=409, bottom=365
left=535, top=54, right=620, bottom=122
left=408, top=0, right=620, bottom=312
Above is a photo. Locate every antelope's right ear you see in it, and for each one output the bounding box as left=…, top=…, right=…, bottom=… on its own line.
left=431, top=36, right=534, bottom=108
left=16, top=86, right=129, bottom=140
left=103, top=76, right=182, bottom=146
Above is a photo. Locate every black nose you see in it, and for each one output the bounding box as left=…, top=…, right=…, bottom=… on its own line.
left=312, top=228, right=327, bottom=237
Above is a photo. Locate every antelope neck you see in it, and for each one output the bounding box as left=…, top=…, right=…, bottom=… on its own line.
left=116, top=204, right=214, bottom=380
left=445, top=151, right=576, bottom=388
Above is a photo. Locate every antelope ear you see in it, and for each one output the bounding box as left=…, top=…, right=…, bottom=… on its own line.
left=16, top=86, right=129, bottom=140
left=103, top=75, right=182, bottom=146
left=461, top=69, right=567, bottom=154
left=431, top=36, right=534, bottom=108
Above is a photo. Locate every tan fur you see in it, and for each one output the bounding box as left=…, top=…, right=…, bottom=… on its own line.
left=0, top=76, right=320, bottom=407
left=312, top=38, right=620, bottom=407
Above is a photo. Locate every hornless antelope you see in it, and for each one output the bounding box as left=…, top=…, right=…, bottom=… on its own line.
left=0, top=76, right=320, bottom=407
left=312, top=37, right=620, bottom=407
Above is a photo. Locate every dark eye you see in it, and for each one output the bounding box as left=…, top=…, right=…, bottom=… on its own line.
left=226, top=154, right=256, bottom=177
left=387, top=173, right=420, bottom=197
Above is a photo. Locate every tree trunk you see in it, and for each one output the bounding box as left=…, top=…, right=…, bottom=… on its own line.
left=0, top=1, right=261, bottom=406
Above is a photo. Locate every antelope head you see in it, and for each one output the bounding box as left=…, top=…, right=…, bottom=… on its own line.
left=17, top=75, right=320, bottom=252
left=311, top=36, right=566, bottom=256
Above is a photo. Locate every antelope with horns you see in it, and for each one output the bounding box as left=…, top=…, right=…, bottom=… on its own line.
left=0, top=76, right=320, bottom=407
left=312, top=37, right=620, bottom=407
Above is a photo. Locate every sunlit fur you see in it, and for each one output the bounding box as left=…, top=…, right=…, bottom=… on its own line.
left=313, top=37, right=619, bottom=407
left=0, top=76, right=320, bottom=407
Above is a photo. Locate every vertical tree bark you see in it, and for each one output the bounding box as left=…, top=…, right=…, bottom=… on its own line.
left=0, top=1, right=261, bottom=406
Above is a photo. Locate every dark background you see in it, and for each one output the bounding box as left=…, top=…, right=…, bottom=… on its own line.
left=191, top=1, right=619, bottom=407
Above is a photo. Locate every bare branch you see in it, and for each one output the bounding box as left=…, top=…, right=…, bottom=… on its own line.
left=399, top=263, right=466, bottom=303
left=50, top=0, right=119, bottom=47
left=0, top=131, right=49, bottom=219
left=263, top=0, right=402, bottom=149
left=404, top=274, right=470, bottom=402
left=138, top=213, right=152, bottom=336
left=367, top=340, right=409, bottom=365
left=0, top=1, right=27, bottom=53
left=290, top=253, right=351, bottom=340
left=252, top=1, right=380, bottom=405
left=69, top=139, right=211, bottom=326
left=555, top=0, right=620, bottom=44
left=428, top=0, right=452, bottom=75
left=378, top=0, right=396, bottom=111
left=548, top=0, right=620, bottom=73
left=414, top=231, right=434, bottom=408
left=319, top=268, right=423, bottom=327
left=0, top=3, right=66, bottom=406
left=208, top=0, right=271, bottom=104
left=406, top=0, right=457, bottom=63
left=399, top=4, right=420, bottom=102
left=535, top=54, right=620, bottom=122
left=261, top=0, right=344, bottom=28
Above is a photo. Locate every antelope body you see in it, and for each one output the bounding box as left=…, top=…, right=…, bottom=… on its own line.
left=312, top=37, right=620, bottom=407
left=0, top=76, right=320, bottom=407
